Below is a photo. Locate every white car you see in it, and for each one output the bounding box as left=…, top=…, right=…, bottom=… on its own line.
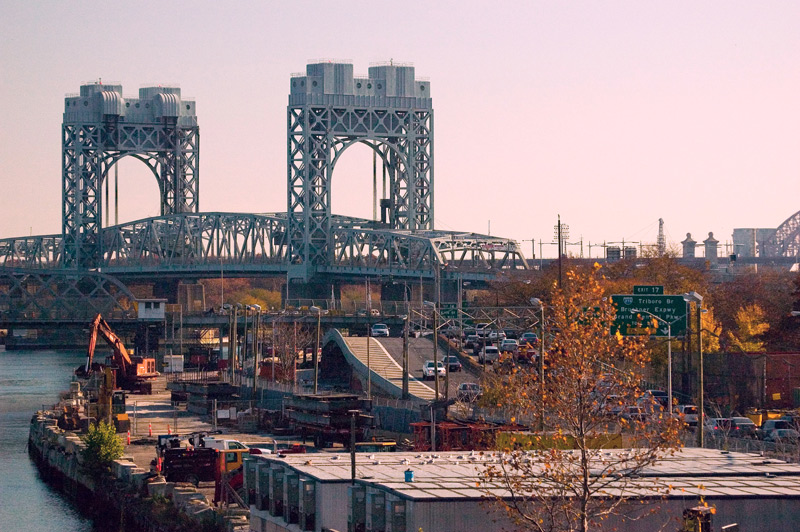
left=478, top=345, right=500, bottom=364
left=499, top=339, right=519, bottom=353
left=421, top=360, right=446, bottom=380
left=371, top=323, right=390, bottom=337
left=674, top=405, right=699, bottom=427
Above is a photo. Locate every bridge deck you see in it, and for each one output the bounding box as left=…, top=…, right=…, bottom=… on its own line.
left=341, top=336, right=436, bottom=401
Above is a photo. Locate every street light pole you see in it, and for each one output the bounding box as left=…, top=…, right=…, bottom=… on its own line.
left=683, top=292, right=704, bottom=448
left=311, top=306, right=322, bottom=393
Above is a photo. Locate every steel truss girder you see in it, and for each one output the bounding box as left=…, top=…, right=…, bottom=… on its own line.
left=764, top=210, right=800, bottom=257
left=287, top=103, right=433, bottom=275
left=62, top=119, right=199, bottom=269
left=0, top=268, right=137, bottom=323
left=329, top=228, right=528, bottom=277
left=0, top=235, right=63, bottom=268
left=0, top=216, right=526, bottom=278
left=101, top=212, right=287, bottom=270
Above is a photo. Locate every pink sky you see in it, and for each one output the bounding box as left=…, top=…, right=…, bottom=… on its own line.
left=1, top=2, right=799, bottom=258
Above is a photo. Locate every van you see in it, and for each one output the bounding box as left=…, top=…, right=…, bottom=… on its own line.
left=479, top=345, right=499, bottom=364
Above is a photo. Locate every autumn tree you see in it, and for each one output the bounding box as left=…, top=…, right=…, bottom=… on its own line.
left=726, top=303, right=770, bottom=353
left=481, top=266, right=682, bottom=532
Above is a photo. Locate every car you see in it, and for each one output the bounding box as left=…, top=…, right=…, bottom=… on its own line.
left=421, top=360, right=445, bottom=380
left=519, top=332, right=539, bottom=347
left=487, top=330, right=506, bottom=341
left=765, top=428, right=800, bottom=444
left=444, top=325, right=462, bottom=338
left=705, top=418, right=733, bottom=437
left=456, top=382, right=483, bottom=402
left=499, top=339, right=519, bottom=353
left=641, top=390, right=669, bottom=409
left=445, top=355, right=462, bottom=372
left=758, top=419, right=793, bottom=440
left=475, top=323, right=491, bottom=337
left=478, top=345, right=500, bottom=364
left=674, top=405, right=699, bottom=428
left=370, top=323, right=390, bottom=337
left=464, top=334, right=480, bottom=349
left=729, top=417, right=757, bottom=438
left=620, top=405, right=647, bottom=423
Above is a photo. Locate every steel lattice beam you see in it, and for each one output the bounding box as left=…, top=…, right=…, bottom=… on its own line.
left=0, top=268, right=137, bottom=324
left=764, top=210, right=800, bottom=257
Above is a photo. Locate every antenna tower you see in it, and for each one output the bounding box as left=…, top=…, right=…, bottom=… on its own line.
left=657, top=218, right=666, bottom=256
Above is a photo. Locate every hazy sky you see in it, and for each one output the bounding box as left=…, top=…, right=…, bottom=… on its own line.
left=1, top=1, right=799, bottom=259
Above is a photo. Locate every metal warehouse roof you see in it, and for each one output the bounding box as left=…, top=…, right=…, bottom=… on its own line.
left=253, top=448, right=800, bottom=501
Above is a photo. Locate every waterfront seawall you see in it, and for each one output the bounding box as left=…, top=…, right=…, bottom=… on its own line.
left=28, top=412, right=248, bottom=531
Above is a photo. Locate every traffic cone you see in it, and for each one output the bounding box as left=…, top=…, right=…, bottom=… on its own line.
left=148, top=422, right=152, bottom=437
left=126, top=430, right=131, bottom=445
left=157, top=456, right=162, bottom=472
left=167, top=424, right=171, bottom=435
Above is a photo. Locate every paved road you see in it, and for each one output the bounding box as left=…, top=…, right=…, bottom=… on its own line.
left=375, top=337, right=478, bottom=400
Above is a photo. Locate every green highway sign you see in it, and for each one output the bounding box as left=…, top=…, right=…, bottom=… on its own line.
left=611, top=294, right=688, bottom=337
left=439, top=303, right=458, bottom=319
left=633, top=285, right=664, bottom=295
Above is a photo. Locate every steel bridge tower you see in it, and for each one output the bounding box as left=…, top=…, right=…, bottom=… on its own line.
left=62, top=82, right=199, bottom=268
left=287, top=61, right=433, bottom=280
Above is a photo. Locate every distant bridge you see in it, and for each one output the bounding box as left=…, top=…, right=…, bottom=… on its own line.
left=0, top=61, right=527, bottom=322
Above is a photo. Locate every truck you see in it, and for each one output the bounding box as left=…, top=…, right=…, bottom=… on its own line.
left=160, top=446, right=249, bottom=486
left=283, top=393, right=373, bottom=449
left=202, top=437, right=249, bottom=450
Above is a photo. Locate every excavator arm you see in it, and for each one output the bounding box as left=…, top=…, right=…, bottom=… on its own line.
left=86, top=313, right=133, bottom=374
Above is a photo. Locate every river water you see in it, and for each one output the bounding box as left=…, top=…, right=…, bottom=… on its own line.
left=0, top=348, right=96, bottom=531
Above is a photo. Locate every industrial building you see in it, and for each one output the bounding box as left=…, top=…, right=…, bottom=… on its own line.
left=245, top=448, right=800, bottom=532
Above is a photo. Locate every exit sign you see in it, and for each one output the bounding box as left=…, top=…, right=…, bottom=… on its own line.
left=633, top=285, right=664, bottom=295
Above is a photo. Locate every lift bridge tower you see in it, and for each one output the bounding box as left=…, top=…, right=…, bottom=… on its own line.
left=62, top=82, right=199, bottom=269
left=287, top=61, right=433, bottom=280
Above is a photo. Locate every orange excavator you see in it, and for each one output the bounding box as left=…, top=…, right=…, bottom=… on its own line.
left=81, top=313, right=160, bottom=391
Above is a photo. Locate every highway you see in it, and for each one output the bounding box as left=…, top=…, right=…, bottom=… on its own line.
left=375, top=336, right=479, bottom=400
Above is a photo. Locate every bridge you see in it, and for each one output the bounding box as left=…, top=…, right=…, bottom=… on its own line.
left=0, top=61, right=527, bottom=325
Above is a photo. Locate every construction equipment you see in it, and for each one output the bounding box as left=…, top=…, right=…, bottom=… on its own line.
left=81, top=313, right=163, bottom=393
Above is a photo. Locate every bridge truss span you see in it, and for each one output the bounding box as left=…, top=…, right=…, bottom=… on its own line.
left=0, top=214, right=526, bottom=279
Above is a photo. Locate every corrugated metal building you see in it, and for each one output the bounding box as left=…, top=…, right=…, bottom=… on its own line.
left=246, top=448, right=800, bottom=532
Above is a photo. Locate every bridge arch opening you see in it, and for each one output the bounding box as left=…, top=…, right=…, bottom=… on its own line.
left=103, top=156, right=163, bottom=226
left=329, top=140, right=397, bottom=223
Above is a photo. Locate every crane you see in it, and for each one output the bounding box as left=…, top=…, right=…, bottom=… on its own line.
left=83, top=313, right=158, bottom=390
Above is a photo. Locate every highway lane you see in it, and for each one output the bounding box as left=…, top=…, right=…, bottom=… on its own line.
left=375, top=336, right=479, bottom=400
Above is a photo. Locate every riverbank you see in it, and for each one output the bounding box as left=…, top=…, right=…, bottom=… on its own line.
left=27, top=390, right=250, bottom=532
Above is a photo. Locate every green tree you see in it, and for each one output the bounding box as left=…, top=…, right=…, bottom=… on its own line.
left=80, top=420, right=124, bottom=479
left=481, top=266, right=682, bottom=532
